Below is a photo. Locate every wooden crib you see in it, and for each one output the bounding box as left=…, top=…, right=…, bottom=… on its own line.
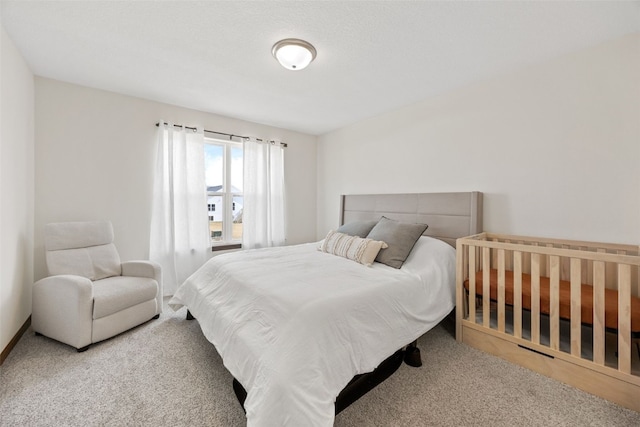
left=455, top=233, right=640, bottom=412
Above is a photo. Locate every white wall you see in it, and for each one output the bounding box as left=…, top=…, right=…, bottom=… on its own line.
left=35, top=78, right=317, bottom=281
left=318, top=33, right=640, bottom=245
left=1, top=26, right=35, bottom=353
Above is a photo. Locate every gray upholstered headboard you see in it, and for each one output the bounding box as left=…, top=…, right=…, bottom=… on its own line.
left=340, top=192, right=483, bottom=247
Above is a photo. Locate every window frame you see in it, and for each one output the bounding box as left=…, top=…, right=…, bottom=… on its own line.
left=205, top=137, right=243, bottom=250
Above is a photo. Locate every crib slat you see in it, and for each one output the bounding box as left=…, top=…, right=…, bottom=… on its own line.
left=531, top=253, right=541, bottom=344
left=463, top=244, right=469, bottom=319
left=550, top=255, right=560, bottom=351
left=483, top=247, right=491, bottom=328
left=545, top=243, right=554, bottom=277
left=618, top=263, right=631, bottom=374
left=469, top=246, right=476, bottom=324
left=593, top=260, right=606, bottom=365
left=523, top=244, right=531, bottom=276
left=491, top=239, right=498, bottom=270
left=513, top=251, right=523, bottom=339
left=456, top=242, right=464, bottom=339
left=498, top=249, right=506, bottom=333
left=560, top=245, right=570, bottom=281
left=570, top=258, right=582, bottom=357
left=504, top=240, right=513, bottom=272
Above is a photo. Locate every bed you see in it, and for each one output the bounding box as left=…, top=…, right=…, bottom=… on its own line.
left=456, top=233, right=640, bottom=412
left=169, top=191, right=483, bottom=426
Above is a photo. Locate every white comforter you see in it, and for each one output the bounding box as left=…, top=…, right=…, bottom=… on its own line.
left=169, top=237, right=456, bottom=426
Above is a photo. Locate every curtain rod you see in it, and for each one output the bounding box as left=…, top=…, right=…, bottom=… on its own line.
left=155, top=122, right=287, bottom=148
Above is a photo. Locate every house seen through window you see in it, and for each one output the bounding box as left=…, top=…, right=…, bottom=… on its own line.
left=205, top=138, right=243, bottom=246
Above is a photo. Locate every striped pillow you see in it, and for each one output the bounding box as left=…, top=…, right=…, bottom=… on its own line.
left=319, top=230, right=388, bottom=266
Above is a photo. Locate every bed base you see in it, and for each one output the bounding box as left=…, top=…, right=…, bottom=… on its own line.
left=456, top=233, right=640, bottom=412
left=232, top=346, right=417, bottom=415
left=186, top=310, right=421, bottom=415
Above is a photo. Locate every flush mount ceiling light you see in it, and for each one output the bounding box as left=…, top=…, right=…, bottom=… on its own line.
left=272, top=38, right=317, bottom=71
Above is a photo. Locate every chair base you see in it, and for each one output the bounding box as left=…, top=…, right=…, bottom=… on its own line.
left=34, top=309, right=160, bottom=354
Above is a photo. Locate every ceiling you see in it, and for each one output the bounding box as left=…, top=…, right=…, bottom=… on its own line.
left=2, top=1, right=639, bottom=136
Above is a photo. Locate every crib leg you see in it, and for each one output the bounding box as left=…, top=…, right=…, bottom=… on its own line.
left=404, top=340, right=422, bottom=367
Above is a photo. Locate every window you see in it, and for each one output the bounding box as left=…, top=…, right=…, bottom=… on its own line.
left=205, top=138, right=243, bottom=248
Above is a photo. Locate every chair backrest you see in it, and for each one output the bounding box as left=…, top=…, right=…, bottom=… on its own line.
left=45, top=221, right=122, bottom=280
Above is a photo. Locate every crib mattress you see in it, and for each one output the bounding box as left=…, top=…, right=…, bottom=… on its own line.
left=465, top=269, right=640, bottom=333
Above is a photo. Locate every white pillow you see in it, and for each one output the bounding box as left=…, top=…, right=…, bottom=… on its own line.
left=400, top=236, right=456, bottom=280
left=400, top=236, right=457, bottom=316
left=318, top=230, right=388, bottom=266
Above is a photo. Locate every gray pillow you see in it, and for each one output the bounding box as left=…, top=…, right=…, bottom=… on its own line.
left=336, top=219, right=379, bottom=238
left=366, top=217, right=428, bottom=268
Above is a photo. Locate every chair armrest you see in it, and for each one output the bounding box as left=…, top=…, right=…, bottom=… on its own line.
left=32, top=275, right=93, bottom=349
left=121, top=260, right=163, bottom=314
left=121, top=260, right=161, bottom=282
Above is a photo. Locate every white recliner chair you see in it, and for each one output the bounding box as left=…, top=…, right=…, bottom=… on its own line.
left=32, top=221, right=162, bottom=352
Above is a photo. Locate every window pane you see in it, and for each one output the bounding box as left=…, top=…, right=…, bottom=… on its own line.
left=231, top=146, right=243, bottom=192
left=208, top=195, right=224, bottom=242
left=204, top=140, right=244, bottom=246
left=205, top=144, right=224, bottom=190
left=232, top=195, right=243, bottom=241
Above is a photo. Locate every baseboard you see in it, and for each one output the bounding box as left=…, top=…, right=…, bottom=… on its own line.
left=0, top=315, right=31, bottom=365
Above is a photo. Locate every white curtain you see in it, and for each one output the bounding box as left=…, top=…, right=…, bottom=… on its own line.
left=242, top=138, right=286, bottom=249
left=150, top=123, right=210, bottom=295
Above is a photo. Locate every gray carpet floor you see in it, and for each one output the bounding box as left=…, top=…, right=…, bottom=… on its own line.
left=2, top=300, right=639, bottom=427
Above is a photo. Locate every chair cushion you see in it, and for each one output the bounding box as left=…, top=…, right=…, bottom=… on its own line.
left=46, top=244, right=122, bottom=280
left=45, top=221, right=115, bottom=250
left=92, top=276, right=158, bottom=319
left=45, top=221, right=122, bottom=280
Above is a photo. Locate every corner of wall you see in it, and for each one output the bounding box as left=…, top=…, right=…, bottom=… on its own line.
left=0, top=23, right=36, bottom=358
